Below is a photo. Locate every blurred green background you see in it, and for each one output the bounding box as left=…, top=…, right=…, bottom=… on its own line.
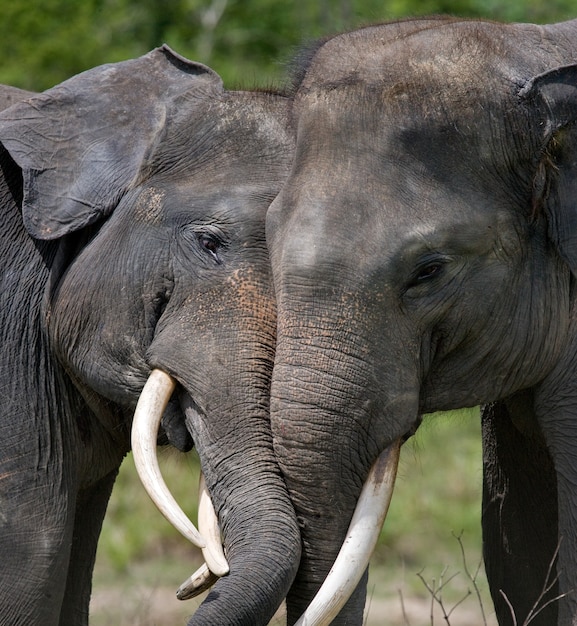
left=2, top=0, right=576, bottom=91
left=4, top=2, right=571, bottom=623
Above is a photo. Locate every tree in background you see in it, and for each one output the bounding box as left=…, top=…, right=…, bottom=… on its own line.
left=2, top=1, right=576, bottom=92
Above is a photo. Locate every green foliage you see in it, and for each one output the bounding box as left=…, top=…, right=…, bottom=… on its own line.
left=2, top=0, right=576, bottom=91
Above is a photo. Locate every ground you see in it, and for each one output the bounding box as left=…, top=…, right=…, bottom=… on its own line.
left=90, top=558, right=498, bottom=625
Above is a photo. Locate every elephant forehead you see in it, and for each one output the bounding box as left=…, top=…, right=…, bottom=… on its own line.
left=292, top=22, right=527, bottom=170
left=293, top=68, right=516, bottom=197
left=296, top=18, right=518, bottom=94
left=278, top=138, right=501, bottom=235
left=285, top=89, right=524, bottom=254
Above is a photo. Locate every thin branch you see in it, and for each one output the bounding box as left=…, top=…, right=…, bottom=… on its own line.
left=499, top=589, right=518, bottom=626
left=445, top=589, right=472, bottom=619
left=499, top=539, right=569, bottom=626
left=416, top=569, right=439, bottom=626
left=453, top=532, right=487, bottom=626
left=417, top=566, right=472, bottom=625
left=525, top=592, right=570, bottom=625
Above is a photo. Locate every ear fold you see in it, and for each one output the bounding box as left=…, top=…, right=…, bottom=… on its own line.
left=0, top=45, right=223, bottom=240
left=521, top=65, right=577, bottom=275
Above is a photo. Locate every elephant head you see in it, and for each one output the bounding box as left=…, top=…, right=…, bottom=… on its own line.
left=266, top=16, right=577, bottom=625
left=0, top=47, right=300, bottom=624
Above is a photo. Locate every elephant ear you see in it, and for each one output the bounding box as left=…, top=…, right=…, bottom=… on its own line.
left=0, top=45, right=223, bottom=240
left=521, top=65, right=577, bottom=275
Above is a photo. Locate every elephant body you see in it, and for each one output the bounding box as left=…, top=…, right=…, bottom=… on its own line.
left=0, top=47, right=300, bottom=625
left=266, top=16, right=577, bottom=625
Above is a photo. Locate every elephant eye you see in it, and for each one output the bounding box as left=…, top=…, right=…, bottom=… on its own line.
left=198, top=233, right=223, bottom=264
left=415, top=262, right=443, bottom=282
left=405, top=256, right=448, bottom=291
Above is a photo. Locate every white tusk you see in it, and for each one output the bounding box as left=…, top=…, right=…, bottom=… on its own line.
left=131, top=369, right=206, bottom=549
left=198, top=473, right=230, bottom=576
left=294, top=440, right=401, bottom=626
left=176, top=562, right=219, bottom=600
left=174, top=473, right=229, bottom=598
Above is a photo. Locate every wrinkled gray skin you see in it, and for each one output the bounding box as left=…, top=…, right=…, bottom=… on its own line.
left=267, top=17, right=577, bottom=625
left=0, top=46, right=300, bottom=625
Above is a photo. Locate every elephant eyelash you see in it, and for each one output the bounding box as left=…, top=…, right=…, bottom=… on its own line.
left=405, top=256, right=450, bottom=291
left=414, top=262, right=444, bottom=281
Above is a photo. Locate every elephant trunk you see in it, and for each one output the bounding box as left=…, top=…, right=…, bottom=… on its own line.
left=271, top=361, right=372, bottom=623
left=181, top=386, right=301, bottom=626
left=137, top=267, right=302, bottom=625
left=270, top=303, right=418, bottom=625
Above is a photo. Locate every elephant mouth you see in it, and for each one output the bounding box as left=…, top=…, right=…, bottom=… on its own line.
left=130, top=369, right=229, bottom=595
left=131, top=370, right=401, bottom=622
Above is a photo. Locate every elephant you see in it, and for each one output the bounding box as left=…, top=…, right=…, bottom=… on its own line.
left=265, top=15, right=577, bottom=626
left=0, top=45, right=301, bottom=625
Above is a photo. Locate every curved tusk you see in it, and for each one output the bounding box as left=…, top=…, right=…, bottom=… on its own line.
left=176, top=562, right=219, bottom=600
left=199, top=473, right=230, bottom=576
left=294, top=440, right=401, bottom=626
left=131, top=369, right=206, bottom=549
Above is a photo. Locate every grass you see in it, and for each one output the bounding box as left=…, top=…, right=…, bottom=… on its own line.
left=92, top=408, right=496, bottom=625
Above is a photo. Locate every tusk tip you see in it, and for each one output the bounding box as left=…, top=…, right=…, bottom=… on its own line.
left=176, top=563, right=220, bottom=600
left=198, top=472, right=229, bottom=576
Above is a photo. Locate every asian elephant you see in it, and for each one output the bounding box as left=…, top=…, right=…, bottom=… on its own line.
left=266, top=16, right=577, bottom=626
left=0, top=46, right=301, bottom=625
